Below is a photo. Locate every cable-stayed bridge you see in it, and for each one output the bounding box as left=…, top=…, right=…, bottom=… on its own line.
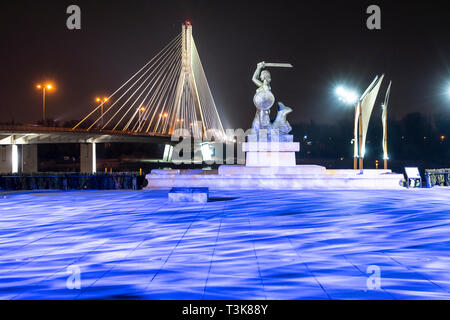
left=0, top=22, right=226, bottom=174
left=74, top=21, right=225, bottom=139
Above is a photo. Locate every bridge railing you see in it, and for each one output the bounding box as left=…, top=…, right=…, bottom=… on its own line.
left=0, top=124, right=170, bottom=137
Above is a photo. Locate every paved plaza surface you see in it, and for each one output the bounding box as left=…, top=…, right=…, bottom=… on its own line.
left=0, top=188, right=450, bottom=300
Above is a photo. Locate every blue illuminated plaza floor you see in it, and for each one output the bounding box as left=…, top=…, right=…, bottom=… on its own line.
left=1, top=188, right=450, bottom=300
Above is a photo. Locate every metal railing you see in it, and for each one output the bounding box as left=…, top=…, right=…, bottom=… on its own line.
left=0, top=173, right=146, bottom=191
left=425, top=170, right=450, bottom=188
left=0, top=124, right=169, bottom=137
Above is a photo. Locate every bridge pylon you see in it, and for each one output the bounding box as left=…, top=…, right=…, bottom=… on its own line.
left=170, top=22, right=205, bottom=138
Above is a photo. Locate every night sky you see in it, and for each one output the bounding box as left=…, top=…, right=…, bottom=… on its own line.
left=1, top=0, right=450, bottom=130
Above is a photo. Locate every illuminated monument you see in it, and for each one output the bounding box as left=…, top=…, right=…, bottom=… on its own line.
left=251, top=62, right=293, bottom=140
left=147, top=58, right=404, bottom=190
left=353, top=75, right=385, bottom=170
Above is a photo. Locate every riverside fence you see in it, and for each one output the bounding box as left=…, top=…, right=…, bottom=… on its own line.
left=0, top=173, right=147, bottom=191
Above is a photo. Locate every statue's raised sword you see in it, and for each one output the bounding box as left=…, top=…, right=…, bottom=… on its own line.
left=263, top=63, right=293, bottom=68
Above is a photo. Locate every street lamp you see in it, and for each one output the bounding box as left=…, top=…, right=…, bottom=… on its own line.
left=96, top=97, right=109, bottom=127
left=36, top=83, right=54, bottom=122
left=335, top=86, right=359, bottom=105
left=335, top=85, right=360, bottom=169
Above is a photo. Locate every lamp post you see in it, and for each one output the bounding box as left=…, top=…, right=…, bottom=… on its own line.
left=96, top=97, right=109, bottom=127
left=36, top=83, right=54, bottom=122
left=138, top=106, right=146, bottom=129
left=335, top=86, right=360, bottom=169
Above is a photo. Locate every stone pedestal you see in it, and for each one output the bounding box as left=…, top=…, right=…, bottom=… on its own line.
left=146, top=168, right=405, bottom=190
left=218, top=165, right=326, bottom=176
left=243, top=141, right=300, bottom=167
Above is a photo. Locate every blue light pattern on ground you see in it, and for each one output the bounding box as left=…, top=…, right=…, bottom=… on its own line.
left=0, top=188, right=450, bottom=300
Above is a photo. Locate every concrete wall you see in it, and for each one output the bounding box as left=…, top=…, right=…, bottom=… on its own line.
left=22, top=144, right=38, bottom=173
left=0, top=145, right=12, bottom=173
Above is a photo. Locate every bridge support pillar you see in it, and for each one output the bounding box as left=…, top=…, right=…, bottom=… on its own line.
left=22, top=144, right=38, bottom=173
left=0, top=145, right=13, bottom=173
left=80, top=143, right=96, bottom=174
left=0, top=145, right=22, bottom=174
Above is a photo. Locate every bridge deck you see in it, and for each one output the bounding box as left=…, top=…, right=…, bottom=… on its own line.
left=0, top=125, right=172, bottom=144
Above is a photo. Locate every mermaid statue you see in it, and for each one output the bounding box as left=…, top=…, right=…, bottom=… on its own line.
left=251, top=61, right=293, bottom=142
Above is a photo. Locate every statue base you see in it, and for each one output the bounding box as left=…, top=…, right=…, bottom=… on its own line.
left=247, top=133, right=294, bottom=143
left=243, top=141, right=300, bottom=167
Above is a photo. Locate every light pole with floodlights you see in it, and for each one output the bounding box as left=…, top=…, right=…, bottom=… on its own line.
left=96, top=97, right=109, bottom=127
left=36, top=83, right=54, bottom=122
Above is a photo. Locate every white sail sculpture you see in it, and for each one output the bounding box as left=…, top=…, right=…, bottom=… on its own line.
left=360, top=74, right=384, bottom=158
left=354, top=76, right=379, bottom=168
left=354, top=74, right=384, bottom=170
left=382, top=81, right=392, bottom=169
